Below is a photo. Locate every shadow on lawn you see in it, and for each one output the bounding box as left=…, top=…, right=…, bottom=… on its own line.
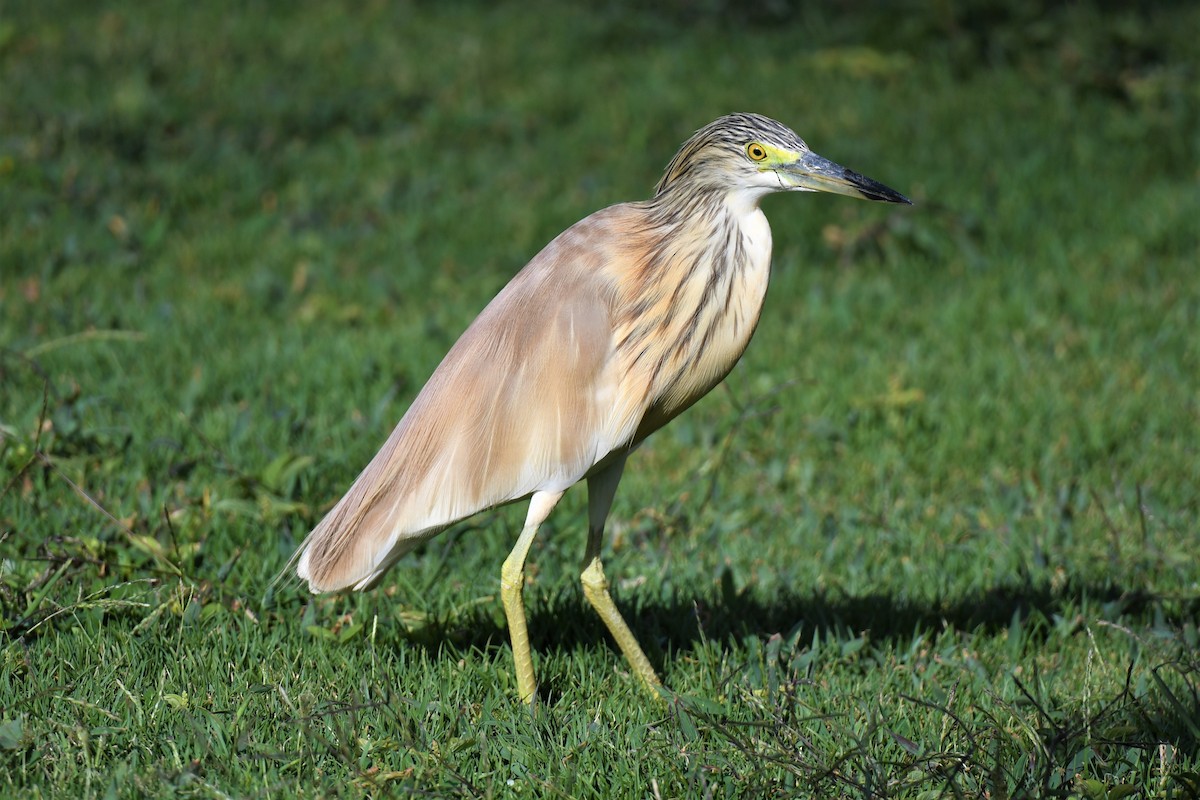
left=376, top=576, right=1200, bottom=763
left=408, top=576, right=1190, bottom=667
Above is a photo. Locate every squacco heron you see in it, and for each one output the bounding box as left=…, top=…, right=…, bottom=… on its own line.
left=293, top=113, right=909, bottom=703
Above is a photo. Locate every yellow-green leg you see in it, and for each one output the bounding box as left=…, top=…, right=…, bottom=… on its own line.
left=582, top=458, right=663, bottom=696
left=500, top=489, right=564, bottom=705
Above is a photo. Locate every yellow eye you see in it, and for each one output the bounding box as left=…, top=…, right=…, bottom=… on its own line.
left=746, top=143, right=767, bottom=162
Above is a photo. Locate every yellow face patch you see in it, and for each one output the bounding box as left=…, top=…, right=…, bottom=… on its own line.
left=746, top=141, right=797, bottom=170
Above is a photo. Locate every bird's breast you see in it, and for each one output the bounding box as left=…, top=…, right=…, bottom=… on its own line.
left=623, top=207, right=773, bottom=441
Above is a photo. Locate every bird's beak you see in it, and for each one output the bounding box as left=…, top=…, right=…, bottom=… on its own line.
left=779, top=151, right=911, bottom=204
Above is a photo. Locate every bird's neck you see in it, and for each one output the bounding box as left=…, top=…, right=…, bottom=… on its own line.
left=649, top=184, right=770, bottom=241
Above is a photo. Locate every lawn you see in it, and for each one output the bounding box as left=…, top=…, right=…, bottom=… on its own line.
left=2, top=1, right=1199, bottom=797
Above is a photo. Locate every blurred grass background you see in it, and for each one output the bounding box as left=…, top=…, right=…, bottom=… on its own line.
left=1, top=0, right=1198, bottom=797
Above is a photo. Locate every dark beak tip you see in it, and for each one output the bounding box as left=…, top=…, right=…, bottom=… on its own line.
left=848, top=170, right=911, bottom=206
left=864, top=186, right=912, bottom=205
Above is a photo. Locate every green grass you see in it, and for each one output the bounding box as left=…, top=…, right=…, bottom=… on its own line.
left=2, top=1, right=1199, bottom=797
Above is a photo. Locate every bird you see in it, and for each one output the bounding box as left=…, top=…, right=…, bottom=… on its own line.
left=290, top=113, right=910, bottom=704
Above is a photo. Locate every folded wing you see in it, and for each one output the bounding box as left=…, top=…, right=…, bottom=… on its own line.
left=296, top=208, right=637, bottom=592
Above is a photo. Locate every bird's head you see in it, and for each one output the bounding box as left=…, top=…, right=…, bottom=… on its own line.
left=654, top=112, right=911, bottom=207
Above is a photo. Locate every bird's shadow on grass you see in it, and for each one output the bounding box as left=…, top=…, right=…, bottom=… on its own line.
left=376, top=576, right=1200, bottom=757
left=405, top=576, right=1184, bottom=665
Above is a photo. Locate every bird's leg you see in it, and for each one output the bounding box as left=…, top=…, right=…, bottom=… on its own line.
left=582, top=457, right=663, bottom=697
left=500, top=489, right=564, bottom=705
